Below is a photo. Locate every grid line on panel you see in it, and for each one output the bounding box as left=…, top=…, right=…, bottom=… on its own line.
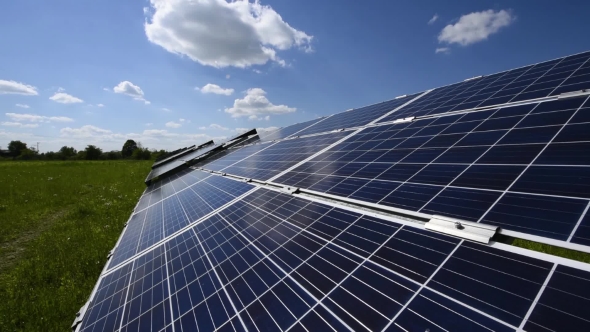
left=104, top=180, right=257, bottom=276
left=288, top=220, right=406, bottom=330
left=414, top=103, right=542, bottom=212
left=116, top=260, right=135, bottom=332
left=135, top=172, right=212, bottom=215
left=163, top=234, right=176, bottom=332
left=518, top=263, right=557, bottom=329
left=266, top=130, right=366, bottom=183
left=476, top=96, right=590, bottom=234
left=568, top=202, right=590, bottom=242
left=216, top=208, right=357, bottom=331
left=272, top=95, right=590, bottom=242
left=189, top=224, right=248, bottom=331
left=384, top=240, right=463, bottom=330
left=376, top=51, right=590, bottom=123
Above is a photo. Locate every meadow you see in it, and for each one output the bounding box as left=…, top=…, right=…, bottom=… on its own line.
left=0, top=160, right=151, bottom=331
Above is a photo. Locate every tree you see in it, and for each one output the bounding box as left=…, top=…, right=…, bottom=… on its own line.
left=121, top=139, right=138, bottom=158
left=59, top=146, right=77, bottom=159
left=132, top=147, right=152, bottom=160
left=8, top=140, right=27, bottom=157
left=84, top=145, right=103, bottom=160
left=17, top=148, right=38, bottom=160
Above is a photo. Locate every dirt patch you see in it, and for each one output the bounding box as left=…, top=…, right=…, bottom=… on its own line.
left=0, top=209, right=70, bottom=274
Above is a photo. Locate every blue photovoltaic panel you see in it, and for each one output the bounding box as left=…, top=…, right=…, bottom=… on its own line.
left=293, top=93, right=422, bottom=137
left=80, top=188, right=590, bottom=332
left=204, top=132, right=349, bottom=181
left=258, top=117, right=327, bottom=142
left=107, top=173, right=254, bottom=270
left=276, top=96, right=590, bottom=242
left=377, top=51, right=590, bottom=123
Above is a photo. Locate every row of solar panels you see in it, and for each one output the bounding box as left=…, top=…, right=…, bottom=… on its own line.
left=145, top=130, right=258, bottom=185
left=77, top=170, right=590, bottom=332
left=75, top=50, right=590, bottom=331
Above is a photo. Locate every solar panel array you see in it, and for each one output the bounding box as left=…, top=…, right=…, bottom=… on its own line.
left=76, top=51, right=590, bottom=332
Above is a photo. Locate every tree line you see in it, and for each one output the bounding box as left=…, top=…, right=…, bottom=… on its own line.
left=1, top=139, right=167, bottom=161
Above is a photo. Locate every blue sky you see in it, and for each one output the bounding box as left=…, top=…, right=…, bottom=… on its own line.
left=1, top=0, right=589, bottom=152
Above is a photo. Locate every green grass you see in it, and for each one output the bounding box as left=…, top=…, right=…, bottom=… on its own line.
left=509, top=237, right=590, bottom=264
left=0, top=160, right=151, bottom=331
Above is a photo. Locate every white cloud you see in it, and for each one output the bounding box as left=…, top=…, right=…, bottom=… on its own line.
left=197, top=83, right=234, bottom=96
left=60, top=125, right=114, bottom=138
left=234, top=127, right=249, bottom=133
left=96, top=103, right=104, bottom=107
left=16, top=104, right=30, bottom=109
left=257, top=126, right=279, bottom=133
left=428, top=14, right=439, bottom=25
left=103, top=87, right=110, bottom=92
left=435, top=47, right=450, bottom=54
left=253, top=69, right=262, bottom=74
left=113, top=81, right=150, bottom=104
left=226, top=74, right=231, bottom=79
left=0, top=80, right=38, bottom=95
left=49, top=92, right=84, bottom=104
left=144, top=0, right=313, bottom=68
left=1, top=122, right=39, bottom=128
left=438, top=9, right=514, bottom=46
left=165, top=121, right=182, bottom=128
left=200, top=123, right=230, bottom=131
left=225, top=88, right=295, bottom=118
left=5, top=113, right=74, bottom=123
left=145, top=123, right=153, bottom=126
left=161, top=108, right=171, bottom=112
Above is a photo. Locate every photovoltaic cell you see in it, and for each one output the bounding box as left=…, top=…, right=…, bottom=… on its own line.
left=377, top=51, right=590, bottom=123
left=80, top=51, right=590, bottom=332
left=107, top=172, right=254, bottom=271
left=293, top=93, right=422, bottom=137
left=80, top=188, right=590, bottom=332
left=275, top=96, right=590, bottom=242
left=203, top=132, right=349, bottom=181
left=146, top=144, right=220, bottom=182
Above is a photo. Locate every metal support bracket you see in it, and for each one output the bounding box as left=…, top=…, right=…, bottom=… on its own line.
left=425, top=215, right=498, bottom=244
left=558, top=89, right=590, bottom=100
left=107, top=250, right=114, bottom=259
left=393, top=116, right=415, bottom=124
left=71, top=301, right=89, bottom=331
left=281, top=186, right=300, bottom=195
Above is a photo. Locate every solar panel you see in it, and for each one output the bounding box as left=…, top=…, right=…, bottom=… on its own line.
left=107, top=173, right=255, bottom=271
left=293, top=93, right=423, bottom=137
left=76, top=50, right=590, bottom=332
left=202, top=132, right=349, bottom=181
left=77, top=186, right=590, bottom=332
left=377, top=51, right=590, bottom=123
left=275, top=96, right=590, bottom=243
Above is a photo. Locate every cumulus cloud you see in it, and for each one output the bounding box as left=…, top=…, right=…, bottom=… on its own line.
left=6, top=113, right=74, bottom=123
left=0, top=80, right=38, bottom=95
left=145, top=123, right=153, bottom=126
left=1, top=122, right=39, bottom=128
left=60, top=125, right=113, bottom=138
left=16, top=104, right=30, bottom=108
left=144, top=0, right=313, bottom=68
left=96, top=104, right=105, bottom=107
left=257, top=126, right=279, bottom=133
left=200, top=123, right=230, bottom=131
left=49, top=92, right=84, bottom=104
left=435, top=47, right=450, bottom=54
left=428, top=14, right=439, bottom=25
left=225, top=88, right=295, bottom=118
left=113, top=81, right=150, bottom=104
left=165, top=121, right=182, bottom=128
left=197, top=83, right=234, bottom=96
left=438, top=9, right=514, bottom=46
left=161, top=108, right=171, bottom=112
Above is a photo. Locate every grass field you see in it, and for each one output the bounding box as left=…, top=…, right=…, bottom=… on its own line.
left=0, top=160, right=151, bottom=331
left=1, top=160, right=589, bottom=331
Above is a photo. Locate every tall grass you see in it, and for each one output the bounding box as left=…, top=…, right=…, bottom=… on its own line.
left=0, top=161, right=151, bottom=331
